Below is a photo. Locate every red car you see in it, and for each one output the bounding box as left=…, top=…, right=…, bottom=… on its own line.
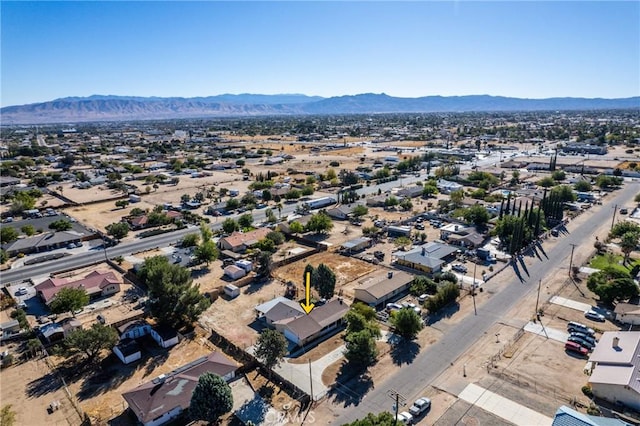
left=565, top=341, right=588, bottom=356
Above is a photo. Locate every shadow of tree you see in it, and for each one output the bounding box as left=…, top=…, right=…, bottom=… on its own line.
left=390, top=340, right=420, bottom=366
left=424, top=302, right=460, bottom=325
left=326, top=362, right=374, bottom=408
left=77, top=354, right=139, bottom=401
left=26, top=371, right=64, bottom=398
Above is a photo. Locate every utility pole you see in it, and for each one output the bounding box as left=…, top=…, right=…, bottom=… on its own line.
left=472, top=262, right=477, bottom=316
left=535, top=279, right=542, bottom=317
left=611, top=204, right=618, bottom=230
left=568, top=243, right=577, bottom=278
left=386, top=389, right=406, bottom=425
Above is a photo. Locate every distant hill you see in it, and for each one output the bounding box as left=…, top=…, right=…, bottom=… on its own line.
left=1, top=93, right=638, bottom=124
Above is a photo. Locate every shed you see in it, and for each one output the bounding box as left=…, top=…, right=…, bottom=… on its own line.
left=113, top=338, right=142, bottom=364
left=341, top=237, right=372, bottom=254
left=234, top=259, right=253, bottom=272
left=224, top=265, right=246, bottom=280
left=223, top=284, right=240, bottom=299
left=151, top=325, right=179, bottom=349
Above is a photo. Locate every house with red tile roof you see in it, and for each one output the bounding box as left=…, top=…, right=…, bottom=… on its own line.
left=35, top=270, right=121, bottom=304
left=218, top=228, right=270, bottom=252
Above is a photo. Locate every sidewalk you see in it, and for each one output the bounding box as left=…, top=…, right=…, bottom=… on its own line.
left=549, top=296, right=592, bottom=312
left=524, top=321, right=569, bottom=343
left=458, top=383, right=553, bottom=426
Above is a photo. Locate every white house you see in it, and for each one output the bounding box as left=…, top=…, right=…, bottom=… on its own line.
left=117, top=320, right=152, bottom=340
left=436, top=179, right=463, bottom=194
left=614, top=303, right=640, bottom=326
left=588, top=331, right=640, bottom=411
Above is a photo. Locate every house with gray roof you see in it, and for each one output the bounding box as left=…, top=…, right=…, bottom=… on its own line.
left=122, top=352, right=238, bottom=426
left=552, top=405, right=632, bottom=426
left=393, top=241, right=458, bottom=274
left=587, top=331, right=640, bottom=411
left=3, top=231, right=84, bottom=256
left=353, top=270, right=413, bottom=308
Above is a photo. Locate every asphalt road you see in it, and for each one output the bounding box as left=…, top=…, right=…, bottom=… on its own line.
left=334, top=181, right=639, bottom=424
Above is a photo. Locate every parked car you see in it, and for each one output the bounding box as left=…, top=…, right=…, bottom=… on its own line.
left=397, top=411, right=414, bottom=425
left=96, top=315, right=106, bottom=324
left=584, top=310, right=605, bottom=322
left=386, top=303, right=402, bottom=312
left=570, top=331, right=596, bottom=345
left=373, top=251, right=385, bottom=260
left=567, top=336, right=594, bottom=351
left=418, top=294, right=430, bottom=303
left=565, top=341, right=588, bottom=356
left=620, top=208, right=628, bottom=215
left=409, top=397, right=431, bottom=416
left=567, top=321, right=595, bottom=336
left=16, top=287, right=28, bottom=296
left=415, top=223, right=425, bottom=230
left=222, top=258, right=235, bottom=266
left=451, top=264, right=467, bottom=273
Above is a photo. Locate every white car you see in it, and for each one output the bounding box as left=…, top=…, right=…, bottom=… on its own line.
left=584, top=310, right=605, bottom=322
left=398, top=411, right=414, bottom=424
left=16, top=287, right=28, bottom=296
left=409, top=397, right=432, bottom=416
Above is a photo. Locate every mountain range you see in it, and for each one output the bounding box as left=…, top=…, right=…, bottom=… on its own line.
left=1, top=93, right=638, bottom=124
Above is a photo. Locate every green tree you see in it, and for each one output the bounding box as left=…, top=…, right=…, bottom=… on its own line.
left=21, top=225, right=36, bottom=236
left=450, top=189, right=465, bottom=207
left=550, top=185, right=577, bottom=202
left=305, top=211, right=333, bottom=234
left=65, top=323, right=118, bottom=362
left=390, top=308, right=423, bottom=340
left=352, top=205, right=368, bottom=218
left=266, top=231, right=285, bottom=246
left=551, top=170, right=566, bottom=181
left=181, top=233, right=200, bottom=247
left=254, top=329, right=288, bottom=370
left=610, top=221, right=640, bottom=238
left=538, top=176, right=556, bottom=188
left=312, top=263, right=337, bottom=299
left=399, top=199, right=413, bottom=211
left=49, top=287, right=89, bottom=316
left=620, top=231, right=639, bottom=264
left=222, top=218, right=239, bottom=234
left=115, top=200, right=129, bottom=209
left=344, top=330, right=378, bottom=367
left=586, top=267, right=639, bottom=304
left=463, top=204, right=490, bottom=226
left=393, top=236, right=412, bottom=250
left=226, top=198, right=240, bottom=210
left=10, top=309, right=28, bottom=330
left=0, top=250, right=7, bottom=264
left=49, top=219, right=73, bottom=232
left=345, top=308, right=380, bottom=339
left=194, top=240, right=218, bottom=266
left=384, top=196, right=399, bottom=209
left=574, top=180, right=592, bottom=192
left=635, top=193, right=640, bottom=203
left=238, top=213, right=254, bottom=229
left=256, top=250, right=274, bottom=277
left=189, top=373, right=233, bottom=423
left=410, top=276, right=437, bottom=296
left=289, top=221, right=304, bottom=234
left=106, top=222, right=130, bottom=240
left=422, top=184, right=438, bottom=198
left=10, top=192, right=36, bottom=214
left=0, top=227, right=18, bottom=244
left=343, top=412, right=396, bottom=426
left=139, top=256, right=211, bottom=328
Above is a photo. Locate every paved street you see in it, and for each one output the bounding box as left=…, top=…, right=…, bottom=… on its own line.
left=333, top=181, right=639, bottom=424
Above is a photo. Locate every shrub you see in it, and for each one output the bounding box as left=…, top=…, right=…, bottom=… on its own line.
left=581, top=385, right=593, bottom=398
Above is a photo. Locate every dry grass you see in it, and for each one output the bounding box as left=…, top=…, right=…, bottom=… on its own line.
left=288, top=332, right=346, bottom=364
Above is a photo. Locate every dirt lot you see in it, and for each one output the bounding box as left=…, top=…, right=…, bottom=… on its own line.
left=273, top=251, right=377, bottom=298
left=0, top=357, right=83, bottom=426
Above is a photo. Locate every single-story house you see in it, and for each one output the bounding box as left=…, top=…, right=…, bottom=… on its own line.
left=614, top=303, right=640, bottom=326
left=447, top=231, right=486, bottom=248
left=436, top=179, right=463, bottom=194
left=587, top=331, right=640, bottom=411
left=341, top=237, right=373, bottom=254
left=122, top=352, right=238, bottom=426
left=439, top=223, right=471, bottom=241
left=218, top=228, right=271, bottom=253
left=397, top=186, right=424, bottom=199
left=35, top=271, right=121, bottom=305
left=282, top=298, right=350, bottom=347
left=118, top=320, right=152, bottom=340
left=387, top=225, right=411, bottom=238
left=394, top=242, right=458, bottom=274
left=326, top=202, right=365, bottom=220
left=0, top=320, right=20, bottom=334
left=3, top=231, right=84, bottom=256
left=366, top=195, right=390, bottom=208
left=255, top=297, right=305, bottom=326
left=114, top=338, right=142, bottom=365
left=39, top=318, right=82, bottom=344
left=224, top=265, right=246, bottom=281
left=151, top=325, right=179, bottom=349
left=354, top=270, right=414, bottom=309
left=551, top=405, right=631, bottom=426
left=265, top=156, right=285, bottom=165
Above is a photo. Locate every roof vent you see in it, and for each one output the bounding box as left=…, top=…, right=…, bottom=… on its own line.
left=613, top=336, right=620, bottom=349
left=421, top=247, right=426, bottom=256
left=387, top=271, right=393, bottom=279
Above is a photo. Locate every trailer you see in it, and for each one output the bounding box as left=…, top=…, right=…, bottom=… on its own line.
left=302, top=196, right=337, bottom=210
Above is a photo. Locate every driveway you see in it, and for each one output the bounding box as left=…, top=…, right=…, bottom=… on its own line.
left=524, top=322, right=569, bottom=343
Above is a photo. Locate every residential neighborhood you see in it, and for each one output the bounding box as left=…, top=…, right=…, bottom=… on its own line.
left=1, top=110, right=640, bottom=426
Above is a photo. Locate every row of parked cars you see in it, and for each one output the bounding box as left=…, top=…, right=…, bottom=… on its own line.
left=397, top=396, right=431, bottom=424
left=564, top=321, right=597, bottom=356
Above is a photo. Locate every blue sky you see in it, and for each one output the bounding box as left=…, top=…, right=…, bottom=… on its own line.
left=1, top=1, right=639, bottom=107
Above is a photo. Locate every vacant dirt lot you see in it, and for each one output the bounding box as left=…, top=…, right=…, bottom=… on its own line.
left=273, top=251, right=377, bottom=296
left=0, top=357, right=83, bottom=426
left=62, top=200, right=157, bottom=234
